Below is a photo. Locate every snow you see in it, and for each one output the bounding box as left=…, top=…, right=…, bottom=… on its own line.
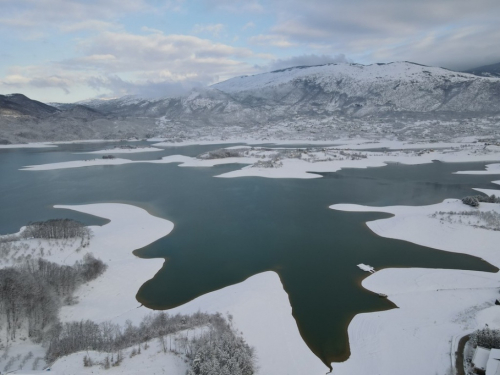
left=357, top=264, right=375, bottom=273
left=49, top=342, right=189, bottom=375
left=473, top=188, right=500, bottom=196
left=473, top=347, right=490, bottom=371
left=165, top=272, right=328, bottom=375
left=0, top=142, right=56, bottom=149
left=1, top=203, right=328, bottom=375
left=9, top=140, right=500, bottom=374
left=487, top=349, right=500, bottom=375
left=79, top=147, right=163, bottom=154
left=52, top=204, right=173, bottom=324
left=329, top=190, right=500, bottom=375
left=21, top=140, right=500, bottom=180
left=457, top=163, right=500, bottom=175
left=213, top=62, right=498, bottom=94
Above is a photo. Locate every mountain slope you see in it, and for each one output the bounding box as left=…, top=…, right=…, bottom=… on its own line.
left=80, top=62, right=500, bottom=122
left=464, top=62, right=500, bottom=78
left=212, top=61, right=500, bottom=115
left=0, top=93, right=60, bottom=118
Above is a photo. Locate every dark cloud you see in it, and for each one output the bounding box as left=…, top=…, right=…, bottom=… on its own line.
left=251, top=0, right=500, bottom=70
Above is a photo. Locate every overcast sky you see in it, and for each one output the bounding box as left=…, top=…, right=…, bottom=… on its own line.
left=1, top=0, right=499, bottom=102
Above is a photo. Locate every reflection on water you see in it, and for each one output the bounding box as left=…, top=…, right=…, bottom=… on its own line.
left=0, top=142, right=498, bottom=366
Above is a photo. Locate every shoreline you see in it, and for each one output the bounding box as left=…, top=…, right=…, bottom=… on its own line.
left=330, top=193, right=500, bottom=374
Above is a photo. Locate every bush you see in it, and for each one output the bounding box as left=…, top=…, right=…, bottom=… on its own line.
left=462, top=196, right=479, bottom=207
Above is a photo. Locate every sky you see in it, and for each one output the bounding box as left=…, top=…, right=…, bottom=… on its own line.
left=0, top=0, right=499, bottom=102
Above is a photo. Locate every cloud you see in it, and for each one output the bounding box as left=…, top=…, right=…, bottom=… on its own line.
left=248, top=34, right=295, bottom=48
left=264, top=54, right=351, bottom=71
left=192, top=23, right=225, bottom=37
left=0, top=0, right=149, bottom=36
left=200, top=0, right=264, bottom=13
left=0, top=31, right=260, bottom=98
left=87, top=75, right=198, bottom=98
left=262, top=0, right=500, bottom=69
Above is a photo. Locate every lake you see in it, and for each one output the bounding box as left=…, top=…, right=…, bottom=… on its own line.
left=1, top=141, right=498, bottom=366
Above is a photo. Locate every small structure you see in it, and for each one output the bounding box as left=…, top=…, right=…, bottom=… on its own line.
left=357, top=263, right=375, bottom=273
left=487, top=349, right=500, bottom=375
left=472, top=347, right=500, bottom=375
left=473, top=346, right=490, bottom=372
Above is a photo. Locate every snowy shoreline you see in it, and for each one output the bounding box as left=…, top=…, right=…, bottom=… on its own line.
left=330, top=195, right=500, bottom=375
left=1, top=203, right=327, bottom=375
left=20, top=139, right=500, bottom=181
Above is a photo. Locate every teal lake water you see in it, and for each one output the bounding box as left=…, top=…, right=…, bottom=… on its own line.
left=1, top=142, right=498, bottom=366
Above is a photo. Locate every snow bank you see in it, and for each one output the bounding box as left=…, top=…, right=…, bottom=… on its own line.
left=456, top=163, right=500, bottom=175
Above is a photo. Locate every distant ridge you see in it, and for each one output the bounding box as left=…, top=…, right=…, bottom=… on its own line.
left=464, top=62, right=500, bottom=78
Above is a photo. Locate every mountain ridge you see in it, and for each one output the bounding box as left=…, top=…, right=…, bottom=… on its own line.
left=1, top=61, right=500, bottom=143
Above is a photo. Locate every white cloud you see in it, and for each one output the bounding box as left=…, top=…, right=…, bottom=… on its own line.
left=0, top=31, right=260, bottom=98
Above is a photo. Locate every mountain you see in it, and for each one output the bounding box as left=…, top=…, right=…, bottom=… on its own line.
left=464, top=62, right=500, bottom=78
left=0, top=93, right=59, bottom=118
left=211, top=61, right=500, bottom=115
left=2, top=61, right=500, bottom=143
left=79, top=61, right=500, bottom=120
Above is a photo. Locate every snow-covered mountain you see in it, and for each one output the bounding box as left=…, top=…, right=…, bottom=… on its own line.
left=212, top=61, right=500, bottom=114
left=2, top=61, right=500, bottom=143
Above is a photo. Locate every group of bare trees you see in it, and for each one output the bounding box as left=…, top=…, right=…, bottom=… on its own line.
left=22, top=219, right=91, bottom=243
left=45, top=311, right=256, bottom=375
left=0, top=255, right=106, bottom=342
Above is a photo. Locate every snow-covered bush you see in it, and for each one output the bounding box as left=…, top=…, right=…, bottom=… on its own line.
left=470, top=327, right=500, bottom=349
left=462, top=196, right=479, bottom=207
left=462, top=194, right=500, bottom=207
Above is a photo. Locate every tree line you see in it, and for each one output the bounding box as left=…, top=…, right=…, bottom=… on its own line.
left=22, top=219, right=91, bottom=242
